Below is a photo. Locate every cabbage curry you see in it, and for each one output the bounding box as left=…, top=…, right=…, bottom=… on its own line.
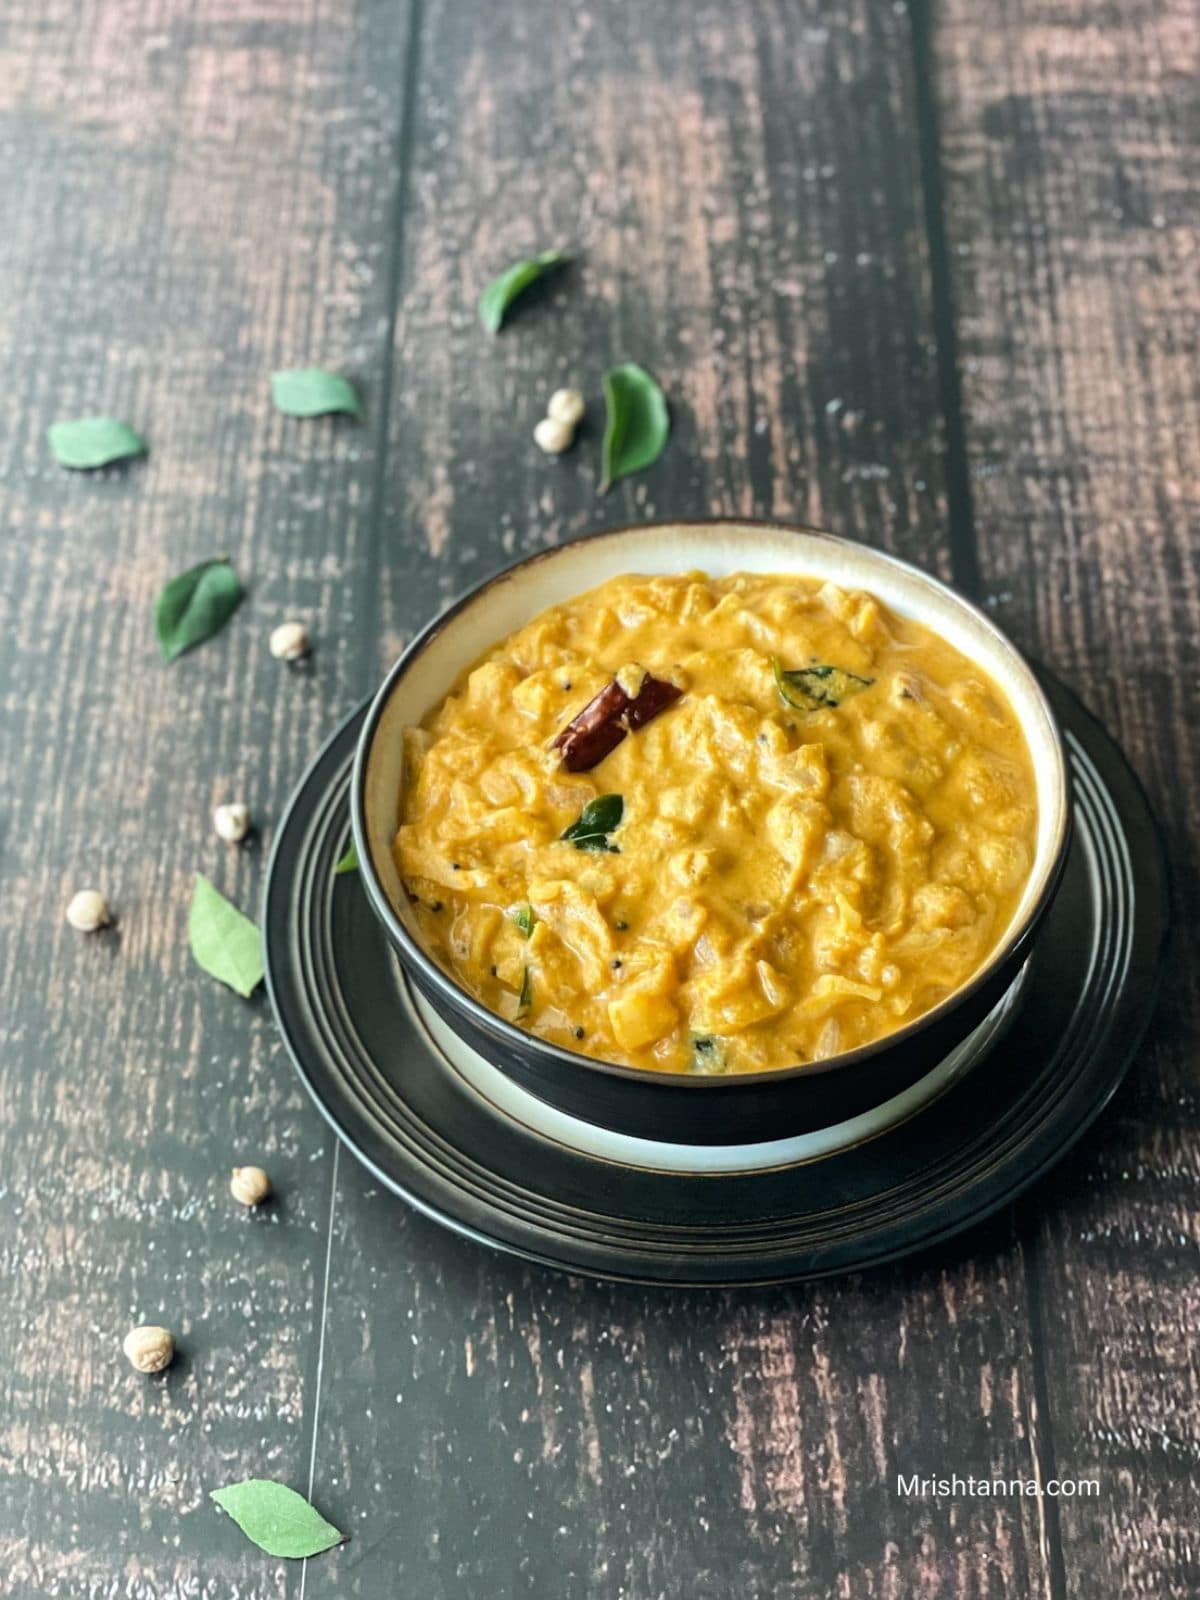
left=396, top=572, right=1038, bottom=1074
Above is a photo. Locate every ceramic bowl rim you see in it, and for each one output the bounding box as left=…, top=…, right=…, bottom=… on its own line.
left=351, top=518, right=1071, bottom=1094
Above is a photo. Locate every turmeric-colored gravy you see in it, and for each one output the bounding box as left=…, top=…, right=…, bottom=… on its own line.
left=396, top=572, right=1038, bottom=1074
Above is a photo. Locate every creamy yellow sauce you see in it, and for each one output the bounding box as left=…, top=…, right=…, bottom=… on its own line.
left=396, top=572, right=1038, bottom=1074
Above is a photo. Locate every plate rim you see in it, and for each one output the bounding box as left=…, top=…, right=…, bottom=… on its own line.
left=263, top=666, right=1168, bottom=1286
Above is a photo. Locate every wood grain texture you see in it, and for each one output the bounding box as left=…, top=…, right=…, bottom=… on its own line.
left=0, top=0, right=412, bottom=1593
left=935, top=0, right=1200, bottom=1594
left=372, top=0, right=955, bottom=664
left=0, top=0, right=1192, bottom=1594
left=309, top=1186, right=1057, bottom=1600
left=308, top=2, right=1052, bottom=1597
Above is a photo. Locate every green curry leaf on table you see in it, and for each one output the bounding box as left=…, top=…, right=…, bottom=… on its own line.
left=599, top=363, right=669, bottom=493
left=271, top=368, right=362, bottom=419
left=188, top=875, right=264, bottom=998
left=478, top=249, right=568, bottom=333
left=210, top=1479, right=343, bottom=1559
left=155, top=558, right=243, bottom=662
left=49, top=417, right=146, bottom=470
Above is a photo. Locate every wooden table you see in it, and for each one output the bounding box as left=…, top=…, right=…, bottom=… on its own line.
left=2, top=0, right=1195, bottom=1594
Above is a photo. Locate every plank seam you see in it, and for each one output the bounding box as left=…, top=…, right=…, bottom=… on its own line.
left=908, top=0, right=984, bottom=600
left=299, top=1138, right=341, bottom=1600
left=1020, top=1235, right=1072, bottom=1600
left=910, top=10, right=1070, bottom=1597
left=295, top=6, right=426, bottom=1584
left=360, top=0, right=427, bottom=692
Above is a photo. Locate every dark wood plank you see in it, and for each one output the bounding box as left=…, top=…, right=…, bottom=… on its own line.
left=314, top=1188, right=1057, bottom=1599
left=11, top=0, right=1187, bottom=1590
left=935, top=0, right=1200, bottom=1593
left=377, top=0, right=956, bottom=632
left=307, top=2, right=1055, bottom=1595
left=0, top=0, right=413, bottom=1593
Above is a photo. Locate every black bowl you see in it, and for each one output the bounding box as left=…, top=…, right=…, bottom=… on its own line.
left=352, top=521, right=1071, bottom=1144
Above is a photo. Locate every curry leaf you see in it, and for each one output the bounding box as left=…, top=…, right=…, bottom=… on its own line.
left=49, top=417, right=146, bottom=470
left=188, top=875, right=264, bottom=998
left=334, top=842, right=359, bottom=876
left=478, top=250, right=567, bottom=334
left=517, top=965, right=533, bottom=1017
left=155, top=558, right=243, bottom=662
left=271, top=368, right=362, bottom=419
left=691, top=1036, right=728, bottom=1074
left=210, top=1479, right=343, bottom=1560
left=510, top=903, right=535, bottom=937
left=599, top=363, right=669, bottom=493
left=771, top=658, right=875, bottom=712
left=561, top=794, right=623, bottom=853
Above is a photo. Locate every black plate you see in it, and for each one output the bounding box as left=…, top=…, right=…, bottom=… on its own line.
left=264, top=669, right=1167, bottom=1286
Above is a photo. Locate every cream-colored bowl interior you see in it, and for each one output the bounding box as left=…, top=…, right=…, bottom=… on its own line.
left=360, top=522, right=1068, bottom=984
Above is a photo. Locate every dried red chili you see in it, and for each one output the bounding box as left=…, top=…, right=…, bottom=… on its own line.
left=552, top=671, right=682, bottom=772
